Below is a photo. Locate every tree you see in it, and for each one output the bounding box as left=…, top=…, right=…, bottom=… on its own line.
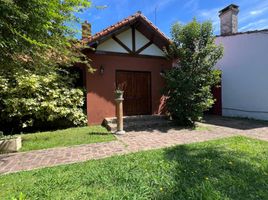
left=163, top=19, right=223, bottom=126
left=0, top=0, right=92, bottom=70
left=0, top=0, right=92, bottom=133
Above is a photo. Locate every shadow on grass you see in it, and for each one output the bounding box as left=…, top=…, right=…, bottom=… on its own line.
left=155, top=144, right=268, bottom=200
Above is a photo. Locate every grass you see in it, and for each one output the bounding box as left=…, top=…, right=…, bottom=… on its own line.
left=19, top=126, right=115, bottom=152
left=0, top=136, right=268, bottom=200
left=193, top=124, right=211, bottom=131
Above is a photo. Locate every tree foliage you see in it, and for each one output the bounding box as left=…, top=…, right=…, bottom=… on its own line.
left=164, top=19, right=223, bottom=125
left=0, top=0, right=92, bottom=70
left=0, top=0, right=92, bottom=133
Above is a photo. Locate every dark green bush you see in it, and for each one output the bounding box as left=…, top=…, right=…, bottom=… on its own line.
left=164, top=19, right=223, bottom=125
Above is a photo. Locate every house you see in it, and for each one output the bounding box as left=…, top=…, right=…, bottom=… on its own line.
left=81, top=12, right=172, bottom=124
left=80, top=4, right=268, bottom=125
left=215, top=4, right=268, bottom=120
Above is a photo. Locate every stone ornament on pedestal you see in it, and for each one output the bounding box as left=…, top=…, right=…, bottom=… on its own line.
left=114, top=90, right=125, bottom=135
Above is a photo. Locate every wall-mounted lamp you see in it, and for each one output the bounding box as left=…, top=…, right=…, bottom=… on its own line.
left=99, top=65, right=104, bottom=75
left=160, top=69, right=165, bottom=77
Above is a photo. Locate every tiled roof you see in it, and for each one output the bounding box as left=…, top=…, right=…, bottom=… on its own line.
left=83, top=11, right=170, bottom=44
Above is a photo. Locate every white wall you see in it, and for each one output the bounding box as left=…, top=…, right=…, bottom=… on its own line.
left=117, top=28, right=132, bottom=50
left=96, top=28, right=165, bottom=57
left=216, top=31, right=268, bottom=120
left=135, top=29, right=149, bottom=49
left=97, top=38, right=128, bottom=53
left=140, top=43, right=165, bottom=56
left=135, top=30, right=165, bottom=56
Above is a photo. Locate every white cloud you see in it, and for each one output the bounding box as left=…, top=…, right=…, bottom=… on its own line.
left=239, top=19, right=268, bottom=31
left=194, top=0, right=268, bottom=33
left=92, top=15, right=102, bottom=21
left=240, top=0, right=268, bottom=23
left=183, top=0, right=199, bottom=13
left=197, top=8, right=221, bottom=33
left=250, top=6, right=268, bottom=15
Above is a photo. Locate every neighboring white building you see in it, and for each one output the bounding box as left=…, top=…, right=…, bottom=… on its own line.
left=215, top=4, right=268, bottom=120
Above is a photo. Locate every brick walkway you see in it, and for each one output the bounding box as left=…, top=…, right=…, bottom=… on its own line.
left=0, top=116, right=267, bottom=175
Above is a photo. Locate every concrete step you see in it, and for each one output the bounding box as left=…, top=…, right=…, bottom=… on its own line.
left=103, top=115, right=174, bottom=132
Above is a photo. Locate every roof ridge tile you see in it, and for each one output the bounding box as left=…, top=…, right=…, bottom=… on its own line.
left=83, top=12, right=170, bottom=44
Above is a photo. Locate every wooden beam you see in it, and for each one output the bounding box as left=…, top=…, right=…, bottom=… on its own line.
left=135, top=41, right=153, bottom=54
left=94, top=50, right=166, bottom=59
left=132, top=27, right=136, bottom=52
left=112, top=36, right=132, bottom=53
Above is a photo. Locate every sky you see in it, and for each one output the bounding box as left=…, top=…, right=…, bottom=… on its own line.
left=75, top=0, right=268, bottom=38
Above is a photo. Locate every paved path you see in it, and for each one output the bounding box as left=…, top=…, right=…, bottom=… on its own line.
left=0, top=116, right=267, bottom=175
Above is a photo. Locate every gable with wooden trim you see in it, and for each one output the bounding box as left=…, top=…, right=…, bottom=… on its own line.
left=96, top=28, right=165, bottom=56
left=84, top=11, right=171, bottom=58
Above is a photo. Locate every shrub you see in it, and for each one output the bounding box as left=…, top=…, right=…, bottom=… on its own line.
left=0, top=68, right=87, bottom=133
left=163, top=19, right=223, bottom=125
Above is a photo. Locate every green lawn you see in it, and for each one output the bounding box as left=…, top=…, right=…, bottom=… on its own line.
left=1, top=136, right=268, bottom=200
left=19, top=126, right=115, bottom=152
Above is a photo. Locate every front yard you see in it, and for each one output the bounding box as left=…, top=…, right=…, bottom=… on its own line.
left=1, top=136, right=267, bottom=199
left=19, top=126, right=115, bottom=151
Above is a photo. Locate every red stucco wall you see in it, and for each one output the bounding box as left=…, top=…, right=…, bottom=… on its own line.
left=85, top=52, right=171, bottom=125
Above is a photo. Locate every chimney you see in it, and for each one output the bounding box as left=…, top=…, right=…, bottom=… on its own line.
left=219, top=4, right=239, bottom=35
left=82, top=20, right=91, bottom=39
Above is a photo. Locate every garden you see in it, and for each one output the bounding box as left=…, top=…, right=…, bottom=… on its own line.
left=0, top=136, right=267, bottom=199
left=1, top=1, right=267, bottom=199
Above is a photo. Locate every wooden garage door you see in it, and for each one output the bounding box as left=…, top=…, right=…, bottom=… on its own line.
left=116, top=71, right=151, bottom=116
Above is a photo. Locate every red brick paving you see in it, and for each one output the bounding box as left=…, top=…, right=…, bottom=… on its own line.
left=0, top=116, right=267, bottom=175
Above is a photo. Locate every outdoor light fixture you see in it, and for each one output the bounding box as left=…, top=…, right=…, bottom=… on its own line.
left=100, top=65, right=104, bottom=75
left=160, top=69, right=165, bottom=76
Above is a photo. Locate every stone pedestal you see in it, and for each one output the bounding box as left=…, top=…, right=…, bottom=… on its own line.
left=0, top=136, right=22, bottom=152
left=115, top=97, right=125, bottom=135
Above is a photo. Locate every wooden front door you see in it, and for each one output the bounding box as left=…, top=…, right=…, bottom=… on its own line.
left=116, top=71, right=151, bottom=116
